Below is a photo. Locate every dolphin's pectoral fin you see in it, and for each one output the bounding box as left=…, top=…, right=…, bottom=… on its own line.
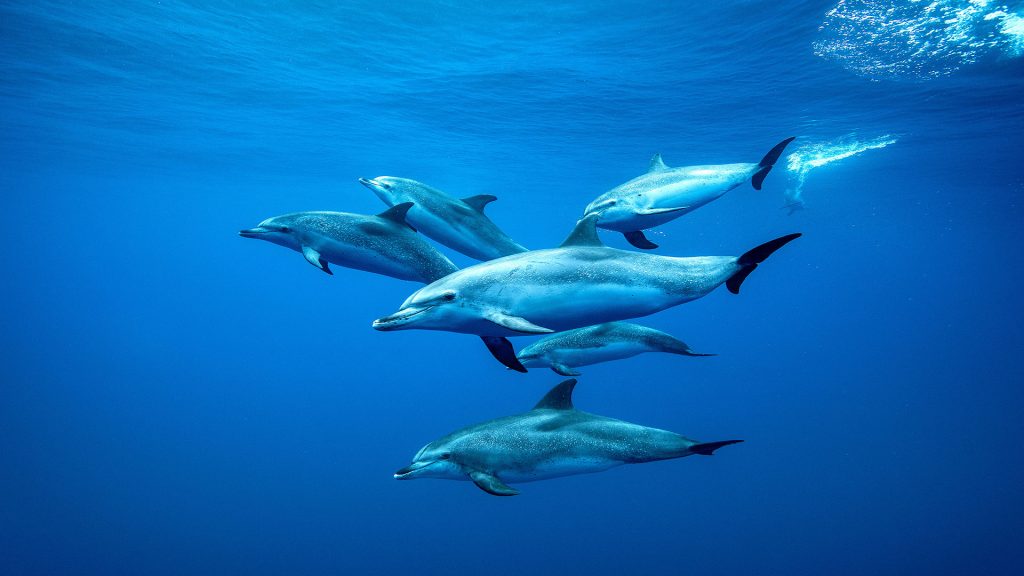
left=461, top=194, right=497, bottom=213
left=550, top=362, right=581, bottom=377
left=484, top=310, right=554, bottom=334
left=468, top=471, right=519, bottom=496
left=301, top=246, right=332, bottom=275
left=637, top=206, right=689, bottom=216
left=623, top=230, right=658, bottom=250
left=481, top=336, right=528, bottom=372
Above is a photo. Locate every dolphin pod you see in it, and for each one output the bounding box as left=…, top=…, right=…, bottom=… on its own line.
left=395, top=378, right=741, bottom=496
left=373, top=214, right=799, bottom=372
left=239, top=204, right=458, bottom=283
left=241, top=137, right=798, bottom=496
left=584, top=137, right=795, bottom=249
left=517, top=321, right=714, bottom=376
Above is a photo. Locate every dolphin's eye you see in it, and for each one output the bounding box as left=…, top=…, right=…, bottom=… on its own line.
left=439, top=453, right=451, bottom=460
left=442, top=291, right=456, bottom=302
left=280, top=226, right=290, bottom=233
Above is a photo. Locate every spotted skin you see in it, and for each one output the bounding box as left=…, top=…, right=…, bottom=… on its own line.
left=395, top=379, right=741, bottom=495
left=517, top=322, right=710, bottom=375
left=360, top=176, right=527, bottom=261
left=240, top=210, right=457, bottom=283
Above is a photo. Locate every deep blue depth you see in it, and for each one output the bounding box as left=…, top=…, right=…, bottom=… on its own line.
left=2, top=1, right=1023, bottom=575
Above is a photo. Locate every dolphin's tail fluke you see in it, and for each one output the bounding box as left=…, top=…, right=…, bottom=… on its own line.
left=726, top=233, right=801, bottom=294
left=751, top=137, right=795, bottom=190
left=690, top=439, right=743, bottom=455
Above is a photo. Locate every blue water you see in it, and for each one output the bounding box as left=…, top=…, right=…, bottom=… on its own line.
left=2, top=1, right=1023, bottom=574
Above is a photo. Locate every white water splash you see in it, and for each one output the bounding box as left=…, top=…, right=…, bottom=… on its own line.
left=783, top=135, right=898, bottom=213
left=815, top=0, right=1024, bottom=81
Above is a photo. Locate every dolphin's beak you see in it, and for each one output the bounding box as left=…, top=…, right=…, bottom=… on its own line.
left=359, top=177, right=385, bottom=192
left=372, top=305, right=431, bottom=331
left=394, top=459, right=440, bottom=479
left=238, top=227, right=268, bottom=238
left=393, top=465, right=416, bottom=479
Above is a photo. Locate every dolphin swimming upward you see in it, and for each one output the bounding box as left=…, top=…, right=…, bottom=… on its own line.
left=239, top=204, right=457, bottom=283
left=395, top=378, right=742, bottom=496
left=372, top=214, right=800, bottom=371
left=584, top=137, right=796, bottom=249
left=517, top=322, right=713, bottom=376
left=359, top=176, right=527, bottom=261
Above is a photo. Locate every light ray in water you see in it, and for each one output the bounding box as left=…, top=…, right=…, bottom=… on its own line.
left=815, top=0, right=1024, bottom=81
left=783, top=135, right=898, bottom=213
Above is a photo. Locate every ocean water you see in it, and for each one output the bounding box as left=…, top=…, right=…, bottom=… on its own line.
left=2, top=0, right=1023, bottom=574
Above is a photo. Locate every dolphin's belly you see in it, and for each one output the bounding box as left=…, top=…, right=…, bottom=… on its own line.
left=478, top=251, right=735, bottom=332
left=321, top=240, right=426, bottom=282
left=553, top=341, right=650, bottom=367
left=404, top=199, right=522, bottom=261
left=499, top=457, right=624, bottom=483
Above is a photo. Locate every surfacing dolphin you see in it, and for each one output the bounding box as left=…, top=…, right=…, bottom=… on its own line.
left=239, top=203, right=457, bottom=283
left=584, top=137, right=796, bottom=249
left=395, top=378, right=742, bottom=496
left=359, top=176, right=527, bottom=261
left=517, top=322, right=714, bottom=376
left=372, top=214, right=800, bottom=371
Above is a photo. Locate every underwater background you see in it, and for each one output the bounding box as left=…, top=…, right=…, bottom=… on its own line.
left=2, top=0, right=1023, bottom=574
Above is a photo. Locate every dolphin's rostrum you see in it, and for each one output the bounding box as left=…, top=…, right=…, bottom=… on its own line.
left=395, top=378, right=742, bottom=496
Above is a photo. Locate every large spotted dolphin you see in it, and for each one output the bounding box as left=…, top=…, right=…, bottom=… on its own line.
left=584, top=137, right=796, bottom=249
left=517, top=322, right=713, bottom=376
left=239, top=203, right=457, bottom=283
left=394, top=378, right=742, bottom=496
left=372, top=214, right=800, bottom=371
left=359, top=176, right=527, bottom=261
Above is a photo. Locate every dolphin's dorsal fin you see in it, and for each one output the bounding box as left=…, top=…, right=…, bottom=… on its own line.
left=461, top=194, right=497, bottom=213
left=377, top=202, right=417, bottom=231
left=533, top=379, right=578, bottom=410
left=649, top=153, right=669, bottom=173
left=559, top=214, right=604, bottom=248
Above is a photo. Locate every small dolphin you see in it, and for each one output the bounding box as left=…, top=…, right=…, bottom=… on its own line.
left=584, top=137, right=796, bottom=249
left=239, top=203, right=458, bottom=283
left=359, top=176, right=527, bottom=261
left=517, top=322, right=714, bottom=376
left=372, top=214, right=799, bottom=371
left=395, top=378, right=742, bottom=496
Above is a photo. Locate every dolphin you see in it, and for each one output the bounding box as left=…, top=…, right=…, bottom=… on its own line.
left=372, top=213, right=800, bottom=371
left=395, top=378, right=742, bottom=496
left=517, top=322, right=714, bottom=376
left=359, top=176, right=527, bottom=261
left=583, top=137, right=796, bottom=249
left=239, top=203, right=458, bottom=283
